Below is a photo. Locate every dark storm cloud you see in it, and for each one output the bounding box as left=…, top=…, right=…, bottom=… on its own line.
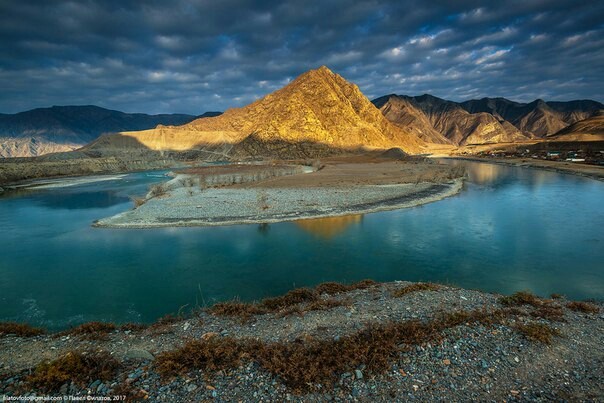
left=0, top=0, right=602, bottom=114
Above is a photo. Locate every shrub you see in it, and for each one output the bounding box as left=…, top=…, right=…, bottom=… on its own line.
left=120, top=323, right=148, bottom=332
left=256, top=189, right=269, bottom=210
left=131, top=196, right=147, bottom=208
left=530, top=305, right=565, bottom=322
left=259, top=288, right=319, bottom=310
left=149, top=184, right=167, bottom=198
left=61, top=322, right=116, bottom=340
left=515, top=323, right=560, bottom=344
left=208, top=301, right=264, bottom=320
left=155, top=336, right=254, bottom=376
left=0, top=322, right=45, bottom=337
left=28, top=351, right=119, bottom=392
left=392, top=283, right=440, bottom=297
left=566, top=301, right=600, bottom=314
left=499, top=291, right=542, bottom=307
left=315, top=282, right=351, bottom=295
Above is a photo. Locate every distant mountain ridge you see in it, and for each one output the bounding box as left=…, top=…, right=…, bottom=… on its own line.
left=458, top=98, right=602, bottom=137
left=0, top=106, right=220, bottom=157
left=547, top=110, right=604, bottom=141
left=373, top=94, right=530, bottom=146
left=373, top=94, right=603, bottom=145
left=89, top=66, right=425, bottom=159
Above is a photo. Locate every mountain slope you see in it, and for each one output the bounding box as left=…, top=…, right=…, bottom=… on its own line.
left=89, top=66, right=425, bottom=158
left=372, top=95, right=451, bottom=145
left=0, top=106, right=215, bottom=157
left=460, top=98, right=603, bottom=137
left=374, top=94, right=529, bottom=146
left=547, top=111, right=604, bottom=141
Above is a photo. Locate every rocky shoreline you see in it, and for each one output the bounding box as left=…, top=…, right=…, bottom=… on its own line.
left=1, top=280, right=602, bottom=401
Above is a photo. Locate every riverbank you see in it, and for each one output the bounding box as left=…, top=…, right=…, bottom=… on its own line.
left=1, top=280, right=602, bottom=401
left=94, top=159, right=465, bottom=228
left=448, top=156, right=604, bottom=181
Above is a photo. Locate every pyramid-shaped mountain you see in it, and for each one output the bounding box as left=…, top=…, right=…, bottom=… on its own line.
left=89, top=66, right=424, bottom=158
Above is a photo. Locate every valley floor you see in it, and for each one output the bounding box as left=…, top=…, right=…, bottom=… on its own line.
left=1, top=280, right=602, bottom=401
left=94, top=158, right=464, bottom=228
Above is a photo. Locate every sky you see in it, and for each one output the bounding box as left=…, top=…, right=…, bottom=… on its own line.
left=0, top=0, right=603, bottom=115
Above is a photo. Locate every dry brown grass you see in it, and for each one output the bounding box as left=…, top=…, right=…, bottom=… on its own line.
left=149, top=184, right=167, bottom=198
left=530, top=305, right=566, bottom=322
left=392, top=283, right=441, bottom=297
left=515, top=323, right=560, bottom=344
left=60, top=322, right=116, bottom=340
left=315, top=279, right=377, bottom=295
left=566, top=301, right=600, bottom=314
left=120, top=323, right=148, bottom=332
left=156, top=308, right=507, bottom=391
left=208, top=281, right=377, bottom=320
left=278, top=298, right=350, bottom=317
left=28, top=351, right=119, bottom=392
left=155, top=335, right=254, bottom=376
left=499, top=291, right=543, bottom=307
left=207, top=301, right=264, bottom=320
left=130, top=196, right=146, bottom=208
left=259, top=288, right=319, bottom=310
left=147, top=314, right=182, bottom=334
left=315, top=282, right=352, bottom=295
left=0, top=322, right=45, bottom=337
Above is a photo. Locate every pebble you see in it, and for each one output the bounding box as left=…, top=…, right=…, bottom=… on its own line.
left=125, top=349, right=155, bottom=361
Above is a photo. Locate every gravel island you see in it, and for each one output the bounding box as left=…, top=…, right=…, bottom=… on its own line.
left=94, top=158, right=465, bottom=228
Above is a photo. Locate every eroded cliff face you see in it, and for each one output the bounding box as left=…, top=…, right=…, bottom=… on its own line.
left=89, top=66, right=425, bottom=158
left=374, top=95, right=530, bottom=146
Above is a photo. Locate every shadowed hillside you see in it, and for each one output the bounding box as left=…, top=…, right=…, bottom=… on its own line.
left=0, top=107, right=219, bottom=157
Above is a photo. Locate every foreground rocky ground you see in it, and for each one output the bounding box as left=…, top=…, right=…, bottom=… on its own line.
left=1, top=280, right=602, bottom=402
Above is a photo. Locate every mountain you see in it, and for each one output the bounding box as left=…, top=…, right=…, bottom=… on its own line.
left=372, top=95, right=451, bottom=145
left=460, top=98, right=603, bottom=137
left=89, top=66, right=425, bottom=159
left=0, top=106, right=217, bottom=157
left=373, top=94, right=530, bottom=146
left=547, top=111, right=604, bottom=141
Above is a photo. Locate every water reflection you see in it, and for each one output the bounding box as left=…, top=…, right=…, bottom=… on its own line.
left=294, top=215, right=363, bottom=238
left=444, top=159, right=583, bottom=190
left=31, top=191, right=130, bottom=210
